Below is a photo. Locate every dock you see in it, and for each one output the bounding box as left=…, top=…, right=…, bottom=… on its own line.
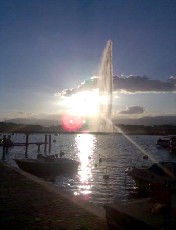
left=1, top=134, right=51, bottom=158
left=0, top=161, right=108, bottom=230
left=12, top=142, right=46, bottom=146
left=13, top=142, right=47, bottom=152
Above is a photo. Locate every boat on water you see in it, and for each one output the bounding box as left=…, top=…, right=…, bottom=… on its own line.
left=0, top=138, right=14, bottom=147
left=156, top=136, right=171, bottom=148
left=125, top=161, right=176, bottom=192
left=14, top=154, right=80, bottom=179
left=170, top=136, right=176, bottom=153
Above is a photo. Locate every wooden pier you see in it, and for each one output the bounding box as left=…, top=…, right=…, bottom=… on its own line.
left=1, top=134, right=52, bottom=160
left=13, top=142, right=46, bottom=146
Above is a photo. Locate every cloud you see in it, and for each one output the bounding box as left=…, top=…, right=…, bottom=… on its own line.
left=113, top=75, right=176, bottom=93
left=17, top=112, right=34, bottom=116
left=119, top=106, right=145, bottom=114
left=168, top=76, right=176, bottom=84
left=77, top=77, right=97, bottom=91
left=55, top=75, right=176, bottom=97
left=55, top=76, right=98, bottom=97
left=54, top=88, right=77, bottom=97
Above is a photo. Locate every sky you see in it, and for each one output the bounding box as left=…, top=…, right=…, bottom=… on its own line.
left=0, top=0, right=176, bottom=123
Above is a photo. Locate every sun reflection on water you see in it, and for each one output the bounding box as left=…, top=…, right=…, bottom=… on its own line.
left=74, top=134, right=96, bottom=199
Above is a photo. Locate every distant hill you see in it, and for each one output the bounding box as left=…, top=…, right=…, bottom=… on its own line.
left=4, top=115, right=176, bottom=127
left=114, top=116, right=176, bottom=126
left=5, top=118, right=58, bottom=127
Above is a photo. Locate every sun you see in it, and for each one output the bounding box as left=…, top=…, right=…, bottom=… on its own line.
left=63, top=90, right=100, bottom=117
left=58, top=89, right=112, bottom=131
left=60, top=90, right=101, bottom=131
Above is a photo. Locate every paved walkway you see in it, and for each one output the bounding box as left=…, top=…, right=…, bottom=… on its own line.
left=0, top=162, right=108, bottom=230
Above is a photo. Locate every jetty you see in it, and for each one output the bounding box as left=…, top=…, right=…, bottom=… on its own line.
left=1, top=134, right=51, bottom=159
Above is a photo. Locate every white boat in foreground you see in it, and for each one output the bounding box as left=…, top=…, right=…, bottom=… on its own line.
left=125, top=161, right=176, bottom=192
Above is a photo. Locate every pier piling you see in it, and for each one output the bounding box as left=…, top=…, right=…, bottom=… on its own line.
left=48, top=134, right=51, bottom=154
left=25, top=134, right=29, bottom=158
left=44, top=134, right=47, bottom=154
left=2, top=135, right=6, bottom=161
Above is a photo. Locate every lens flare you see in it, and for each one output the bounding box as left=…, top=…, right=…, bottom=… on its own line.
left=61, top=114, right=85, bottom=131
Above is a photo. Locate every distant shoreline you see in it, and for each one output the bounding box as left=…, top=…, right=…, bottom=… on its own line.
left=0, top=122, right=176, bottom=135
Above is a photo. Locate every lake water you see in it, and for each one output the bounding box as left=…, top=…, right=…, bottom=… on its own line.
left=1, top=133, right=176, bottom=206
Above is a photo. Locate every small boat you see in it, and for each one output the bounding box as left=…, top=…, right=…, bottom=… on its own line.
left=170, top=136, right=176, bottom=153
left=0, top=138, right=14, bottom=147
left=125, top=161, right=176, bottom=192
left=14, top=154, right=79, bottom=179
left=156, top=136, right=171, bottom=148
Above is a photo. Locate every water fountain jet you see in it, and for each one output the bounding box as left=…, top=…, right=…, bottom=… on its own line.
left=97, top=40, right=113, bottom=132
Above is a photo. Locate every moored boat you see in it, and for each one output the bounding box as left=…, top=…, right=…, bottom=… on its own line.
left=0, top=138, right=14, bottom=147
left=125, top=161, right=176, bottom=192
left=169, top=136, right=176, bottom=153
left=156, top=136, right=171, bottom=148
left=14, top=154, right=79, bottom=179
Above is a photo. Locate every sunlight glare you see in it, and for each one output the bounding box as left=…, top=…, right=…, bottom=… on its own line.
left=74, top=134, right=96, bottom=197
left=73, top=91, right=99, bottom=116
left=61, top=90, right=102, bottom=117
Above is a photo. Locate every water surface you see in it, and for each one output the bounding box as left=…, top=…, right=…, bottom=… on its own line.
left=1, top=133, right=176, bottom=206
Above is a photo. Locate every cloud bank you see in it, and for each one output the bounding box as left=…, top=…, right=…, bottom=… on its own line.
left=17, top=111, right=34, bottom=116
left=55, top=75, right=176, bottom=97
left=113, top=75, right=176, bottom=93
left=119, top=106, right=145, bottom=114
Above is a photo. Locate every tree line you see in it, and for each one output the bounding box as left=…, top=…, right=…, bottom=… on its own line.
left=0, top=122, right=176, bottom=135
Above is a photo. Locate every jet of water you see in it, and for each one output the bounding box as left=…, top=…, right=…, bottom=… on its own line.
left=97, top=40, right=113, bottom=132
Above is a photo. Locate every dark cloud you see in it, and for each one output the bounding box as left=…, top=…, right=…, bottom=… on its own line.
left=55, top=75, right=176, bottom=97
left=113, top=75, right=176, bottom=93
left=119, top=106, right=145, bottom=114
